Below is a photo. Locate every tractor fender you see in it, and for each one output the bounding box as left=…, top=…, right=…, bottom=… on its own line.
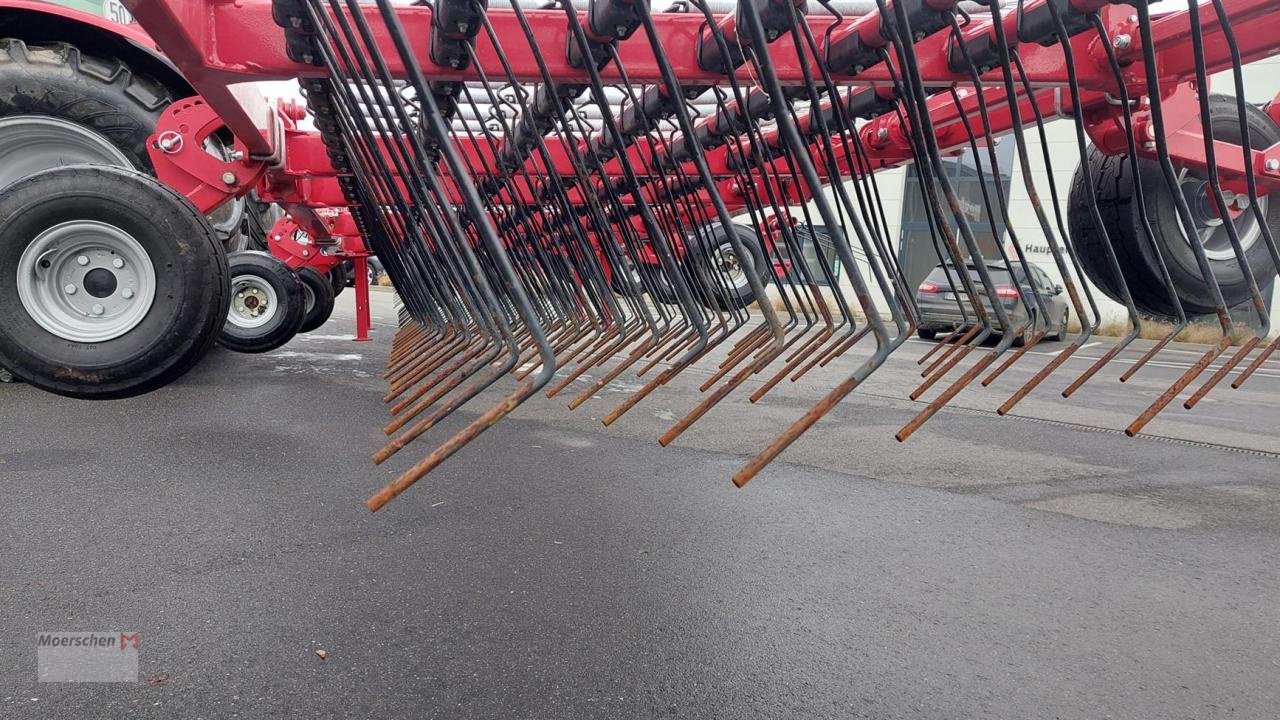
left=0, top=0, right=193, bottom=98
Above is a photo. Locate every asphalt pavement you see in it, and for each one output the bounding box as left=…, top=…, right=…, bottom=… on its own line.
left=2, top=289, right=1279, bottom=719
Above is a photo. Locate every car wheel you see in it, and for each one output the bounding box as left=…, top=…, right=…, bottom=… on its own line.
left=917, top=329, right=938, bottom=340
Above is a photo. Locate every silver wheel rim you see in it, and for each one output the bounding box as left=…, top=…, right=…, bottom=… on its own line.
left=0, top=116, right=131, bottom=190
left=1177, top=166, right=1266, bottom=262
left=228, top=275, right=279, bottom=329
left=713, top=244, right=750, bottom=292
left=16, top=220, right=157, bottom=343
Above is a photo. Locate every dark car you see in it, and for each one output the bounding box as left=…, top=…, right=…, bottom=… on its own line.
left=914, top=261, right=1070, bottom=344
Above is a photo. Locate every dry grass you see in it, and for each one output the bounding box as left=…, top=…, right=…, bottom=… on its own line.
left=1065, top=316, right=1263, bottom=346
left=376, top=272, right=393, bottom=287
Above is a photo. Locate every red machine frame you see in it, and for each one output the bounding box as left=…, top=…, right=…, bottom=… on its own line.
left=122, top=0, right=1280, bottom=308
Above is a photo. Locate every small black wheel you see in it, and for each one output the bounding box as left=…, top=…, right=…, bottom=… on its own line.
left=0, top=165, right=228, bottom=399
left=917, top=329, right=938, bottom=340
left=297, top=266, right=336, bottom=334
left=693, top=224, right=769, bottom=311
left=329, top=263, right=348, bottom=298
left=219, top=251, right=305, bottom=353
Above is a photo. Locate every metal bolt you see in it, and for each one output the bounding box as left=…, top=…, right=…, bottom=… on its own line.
left=877, top=128, right=890, bottom=141
left=457, top=21, right=470, bottom=33
left=1267, top=159, right=1280, bottom=172
left=221, top=172, right=237, bottom=185
left=64, top=284, right=77, bottom=295
left=615, top=25, right=628, bottom=37
left=112, top=258, right=125, bottom=269
left=91, top=304, right=105, bottom=316
left=122, top=288, right=135, bottom=300
left=77, top=255, right=90, bottom=266
left=229, top=150, right=245, bottom=161
left=1113, top=34, right=1131, bottom=50
left=238, top=292, right=246, bottom=299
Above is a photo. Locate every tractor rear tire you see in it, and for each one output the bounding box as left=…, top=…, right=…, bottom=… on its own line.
left=219, top=251, right=305, bottom=353
left=0, top=38, right=257, bottom=252
left=1069, top=94, right=1280, bottom=318
left=0, top=165, right=229, bottom=399
left=298, top=266, right=336, bottom=334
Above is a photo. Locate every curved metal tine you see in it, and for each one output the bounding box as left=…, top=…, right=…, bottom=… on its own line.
left=1181, top=0, right=1271, bottom=408
left=595, top=3, right=791, bottom=426
left=957, top=3, right=1098, bottom=409
left=936, top=18, right=1050, bottom=387
left=555, top=9, right=711, bottom=418
left=660, top=0, right=881, bottom=446
left=1061, top=14, right=1183, bottom=398
left=872, top=52, right=993, bottom=398
left=364, top=0, right=562, bottom=510
left=1201, top=0, right=1280, bottom=390
left=874, top=0, right=1021, bottom=439
left=307, top=2, right=507, bottom=409
left=993, top=0, right=1148, bottom=414
left=1122, top=0, right=1239, bottom=437
left=732, top=0, right=903, bottom=486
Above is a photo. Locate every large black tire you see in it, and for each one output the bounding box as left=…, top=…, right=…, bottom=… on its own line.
left=0, top=38, right=258, bottom=250
left=297, top=266, right=336, bottom=334
left=0, top=165, right=229, bottom=399
left=693, top=223, right=770, bottom=311
left=219, top=251, right=305, bottom=353
left=329, top=263, right=348, bottom=299
left=1069, top=94, right=1280, bottom=318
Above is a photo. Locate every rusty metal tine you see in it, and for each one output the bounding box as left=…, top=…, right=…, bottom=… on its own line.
left=567, top=337, right=661, bottom=410
left=387, top=327, right=431, bottom=367
left=896, top=352, right=1000, bottom=442
left=751, top=328, right=833, bottom=402
left=909, top=339, right=980, bottom=401
left=549, top=329, right=646, bottom=400
left=700, top=331, right=770, bottom=392
left=368, top=383, right=535, bottom=512
left=383, top=335, right=472, bottom=402
left=981, top=331, right=1046, bottom=387
left=374, top=366, right=510, bottom=464
left=921, top=325, right=981, bottom=378
left=793, top=327, right=869, bottom=382
left=388, top=340, right=492, bottom=419
left=385, top=329, right=441, bottom=375
left=1233, top=335, right=1280, bottom=389
left=1061, top=342, right=1129, bottom=398
left=1125, top=336, right=1233, bottom=437
left=1184, top=336, right=1261, bottom=410
left=1119, top=333, right=1182, bottom=383
left=661, top=348, right=785, bottom=446
left=996, top=341, right=1081, bottom=415
left=636, top=329, right=698, bottom=378
left=734, top=373, right=862, bottom=488
left=602, top=365, right=681, bottom=426
left=917, top=327, right=963, bottom=366
left=386, top=350, right=495, bottom=433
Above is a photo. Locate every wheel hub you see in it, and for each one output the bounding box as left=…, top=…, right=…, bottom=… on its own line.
left=16, top=220, right=157, bottom=343
left=712, top=245, right=749, bottom=290
left=229, top=276, right=279, bottom=329
left=1177, top=167, right=1266, bottom=262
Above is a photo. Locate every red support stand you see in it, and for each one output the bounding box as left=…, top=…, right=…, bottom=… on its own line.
left=352, top=256, right=372, bottom=343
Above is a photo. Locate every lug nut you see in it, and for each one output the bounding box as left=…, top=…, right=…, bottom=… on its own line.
left=64, top=284, right=77, bottom=295
left=91, top=304, right=105, bottom=316
left=1113, top=34, right=1132, bottom=50
left=77, top=255, right=90, bottom=266
left=112, top=258, right=125, bottom=269
left=122, top=288, right=135, bottom=300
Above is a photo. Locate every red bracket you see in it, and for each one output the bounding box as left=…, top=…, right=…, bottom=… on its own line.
left=147, top=96, right=269, bottom=216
